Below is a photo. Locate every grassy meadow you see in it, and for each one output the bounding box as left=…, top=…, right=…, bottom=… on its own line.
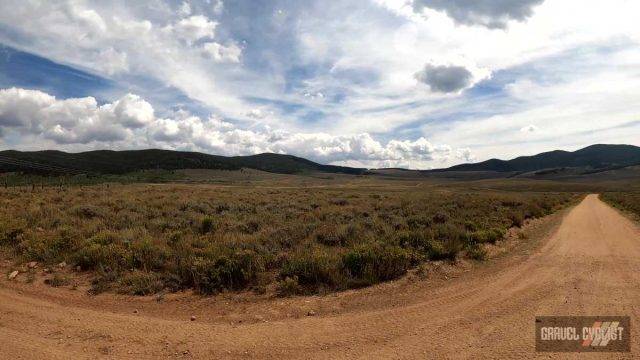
left=0, top=177, right=577, bottom=296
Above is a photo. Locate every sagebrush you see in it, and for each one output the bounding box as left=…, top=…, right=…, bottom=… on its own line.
left=0, top=183, right=575, bottom=295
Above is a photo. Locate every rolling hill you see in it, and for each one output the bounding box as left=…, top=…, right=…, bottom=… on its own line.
left=0, top=149, right=367, bottom=176
left=1, top=144, right=638, bottom=178
left=431, top=144, right=640, bottom=174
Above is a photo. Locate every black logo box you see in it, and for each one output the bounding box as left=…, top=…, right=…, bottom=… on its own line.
left=535, top=316, right=630, bottom=352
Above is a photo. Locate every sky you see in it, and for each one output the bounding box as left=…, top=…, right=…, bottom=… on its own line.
left=0, top=0, right=638, bottom=169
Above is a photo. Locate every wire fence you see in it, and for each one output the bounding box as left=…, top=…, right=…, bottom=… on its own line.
left=0, top=155, right=101, bottom=189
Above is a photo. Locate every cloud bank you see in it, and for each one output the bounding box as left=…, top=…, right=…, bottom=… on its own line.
left=0, top=88, right=466, bottom=168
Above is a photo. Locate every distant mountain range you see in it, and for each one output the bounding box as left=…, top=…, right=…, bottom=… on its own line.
left=0, top=144, right=638, bottom=177
left=431, top=144, right=640, bottom=174
left=0, top=149, right=366, bottom=175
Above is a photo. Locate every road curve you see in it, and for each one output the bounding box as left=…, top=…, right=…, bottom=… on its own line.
left=1, top=194, right=640, bottom=359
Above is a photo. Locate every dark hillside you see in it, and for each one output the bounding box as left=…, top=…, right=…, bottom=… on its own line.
left=0, top=149, right=366, bottom=175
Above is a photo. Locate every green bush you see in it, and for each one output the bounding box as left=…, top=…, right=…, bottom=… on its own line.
left=118, top=271, right=164, bottom=295
left=524, top=203, right=545, bottom=219
left=276, top=276, right=301, bottom=297
left=46, top=274, right=72, bottom=287
left=130, top=238, right=168, bottom=271
left=314, top=225, right=353, bottom=246
left=396, top=230, right=462, bottom=261
left=444, top=238, right=464, bottom=260
left=280, top=249, right=342, bottom=288
left=18, top=226, right=81, bottom=263
left=509, top=211, right=525, bottom=227
left=70, top=205, right=104, bottom=219
left=406, top=215, right=432, bottom=230
left=466, top=244, right=487, bottom=261
left=0, top=219, right=25, bottom=246
left=88, top=231, right=120, bottom=246
left=468, top=228, right=505, bottom=244
left=72, top=243, right=128, bottom=271
left=343, top=244, right=412, bottom=286
left=200, top=216, right=216, bottom=234
left=190, top=249, right=264, bottom=294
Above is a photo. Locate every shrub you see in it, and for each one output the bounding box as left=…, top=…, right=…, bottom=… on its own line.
left=524, top=203, right=545, bottom=219
left=0, top=219, right=25, bottom=246
left=0, top=178, right=575, bottom=295
left=433, top=223, right=465, bottom=242
left=280, top=249, right=342, bottom=289
left=130, top=238, right=168, bottom=271
left=118, top=271, right=164, bottom=295
left=200, top=216, right=216, bottom=234
left=466, top=244, right=487, bottom=261
left=509, top=212, right=525, bottom=227
left=406, top=215, right=432, bottom=230
left=89, top=269, right=119, bottom=294
left=468, top=228, right=505, bottom=244
left=167, top=231, right=183, bottom=246
left=18, top=226, right=81, bottom=263
left=70, top=205, right=104, bottom=219
left=239, top=219, right=261, bottom=234
left=396, top=230, right=462, bottom=261
left=72, top=243, right=128, bottom=271
left=441, top=238, right=463, bottom=260
left=88, top=231, right=120, bottom=246
left=190, top=249, right=264, bottom=294
left=276, top=276, right=301, bottom=297
left=464, top=221, right=479, bottom=232
left=343, top=244, right=412, bottom=286
left=501, top=200, right=522, bottom=207
left=432, top=212, right=449, bottom=224
left=314, top=225, right=353, bottom=247
left=45, top=274, right=72, bottom=287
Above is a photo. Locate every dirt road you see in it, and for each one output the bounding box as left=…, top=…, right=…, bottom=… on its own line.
left=1, top=194, right=639, bottom=359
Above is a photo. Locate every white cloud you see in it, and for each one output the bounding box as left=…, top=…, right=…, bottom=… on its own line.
left=147, top=114, right=459, bottom=168
left=107, top=94, right=155, bottom=129
left=96, top=47, right=129, bottom=75
left=167, top=15, right=217, bottom=44
left=201, top=41, right=242, bottom=63
left=0, top=87, right=55, bottom=129
left=0, top=87, right=472, bottom=168
left=456, top=147, right=476, bottom=162
left=0, top=1, right=248, bottom=120
left=246, top=108, right=269, bottom=119
left=0, top=88, right=155, bottom=144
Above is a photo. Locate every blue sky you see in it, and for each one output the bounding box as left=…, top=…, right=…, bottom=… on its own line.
left=0, top=0, right=638, bottom=168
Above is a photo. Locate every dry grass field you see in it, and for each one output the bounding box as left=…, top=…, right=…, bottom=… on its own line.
left=602, top=190, right=640, bottom=218
left=0, top=174, right=579, bottom=297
